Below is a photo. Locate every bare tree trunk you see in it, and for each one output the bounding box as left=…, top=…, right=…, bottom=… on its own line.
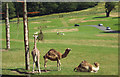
left=106, top=10, right=110, bottom=17
left=23, top=0, right=30, bottom=70
left=5, top=3, right=10, bottom=50
left=106, top=12, right=110, bottom=17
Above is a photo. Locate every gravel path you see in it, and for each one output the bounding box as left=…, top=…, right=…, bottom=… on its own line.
left=84, top=25, right=117, bottom=33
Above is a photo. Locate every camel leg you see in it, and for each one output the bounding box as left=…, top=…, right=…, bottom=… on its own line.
left=57, top=60, right=59, bottom=71
left=59, top=60, right=61, bottom=71
left=44, top=58, right=48, bottom=72
left=57, top=60, right=61, bottom=71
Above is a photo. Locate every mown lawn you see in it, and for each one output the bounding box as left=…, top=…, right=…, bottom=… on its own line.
left=1, top=2, right=119, bottom=76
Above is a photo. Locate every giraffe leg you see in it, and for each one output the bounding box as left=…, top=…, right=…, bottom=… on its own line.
left=37, top=56, right=41, bottom=73
left=32, top=62, right=35, bottom=73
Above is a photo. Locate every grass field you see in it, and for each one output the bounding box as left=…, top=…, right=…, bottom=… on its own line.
left=1, top=2, right=119, bottom=76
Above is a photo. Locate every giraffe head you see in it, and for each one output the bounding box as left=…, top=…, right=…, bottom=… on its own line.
left=33, top=32, right=38, bottom=40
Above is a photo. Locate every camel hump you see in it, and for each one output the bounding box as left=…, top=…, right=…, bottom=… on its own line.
left=46, top=49, right=62, bottom=59
left=49, top=49, right=57, bottom=52
left=48, top=49, right=59, bottom=55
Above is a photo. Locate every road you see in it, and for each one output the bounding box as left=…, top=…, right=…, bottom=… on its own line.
left=84, top=25, right=119, bottom=33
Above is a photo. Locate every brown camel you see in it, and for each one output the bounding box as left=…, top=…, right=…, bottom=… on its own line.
left=31, top=33, right=41, bottom=73
left=74, top=60, right=100, bottom=73
left=43, top=48, right=71, bottom=72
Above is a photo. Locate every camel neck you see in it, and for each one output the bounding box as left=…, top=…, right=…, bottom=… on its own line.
left=62, top=50, right=69, bottom=58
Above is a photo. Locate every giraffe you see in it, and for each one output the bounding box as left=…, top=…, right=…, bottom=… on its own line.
left=31, top=32, right=41, bottom=73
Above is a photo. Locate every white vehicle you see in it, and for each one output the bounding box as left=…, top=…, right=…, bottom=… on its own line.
left=106, top=27, right=111, bottom=30
left=98, top=24, right=103, bottom=26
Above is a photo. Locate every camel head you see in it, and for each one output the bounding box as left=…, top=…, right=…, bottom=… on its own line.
left=62, top=48, right=71, bottom=58
left=65, top=48, right=71, bottom=53
left=94, top=62, right=99, bottom=67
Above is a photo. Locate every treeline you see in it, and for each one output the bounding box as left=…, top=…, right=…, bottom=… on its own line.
left=2, top=2, right=98, bottom=19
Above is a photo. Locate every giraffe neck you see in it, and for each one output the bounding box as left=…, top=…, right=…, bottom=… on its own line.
left=34, top=37, right=37, bottom=49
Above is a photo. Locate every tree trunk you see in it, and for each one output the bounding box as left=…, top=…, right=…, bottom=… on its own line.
left=5, top=3, right=10, bottom=49
left=106, top=12, right=110, bottom=17
left=23, top=0, right=30, bottom=70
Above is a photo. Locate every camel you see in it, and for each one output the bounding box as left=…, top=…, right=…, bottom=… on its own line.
left=43, top=48, right=71, bottom=72
left=74, top=60, right=100, bottom=73
left=31, top=33, right=41, bottom=73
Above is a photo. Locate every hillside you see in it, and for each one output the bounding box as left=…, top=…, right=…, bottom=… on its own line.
left=1, top=2, right=119, bottom=76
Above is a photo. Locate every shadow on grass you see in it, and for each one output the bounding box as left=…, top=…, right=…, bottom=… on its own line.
left=114, top=24, right=120, bottom=26
left=2, top=68, right=58, bottom=75
left=112, top=17, right=120, bottom=19
left=0, top=48, right=8, bottom=52
left=101, top=30, right=120, bottom=33
left=0, top=48, right=24, bottom=52
left=93, top=16, right=107, bottom=19
left=2, top=68, right=30, bottom=74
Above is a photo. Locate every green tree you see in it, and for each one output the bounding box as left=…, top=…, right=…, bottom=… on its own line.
left=2, top=2, right=15, bottom=19
left=42, top=2, right=58, bottom=14
left=14, top=2, right=23, bottom=17
left=57, top=2, right=77, bottom=13
left=105, top=2, right=116, bottom=17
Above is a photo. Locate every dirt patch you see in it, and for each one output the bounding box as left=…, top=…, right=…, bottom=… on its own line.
left=100, top=13, right=119, bottom=17
left=44, top=28, right=79, bottom=33
left=0, top=39, right=23, bottom=42
left=32, top=22, right=40, bottom=24
left=96, top=34, right=118, bottom=38
left=0, top=49, right=8, bottom=52
left=69, top=17, right=86, bottom=23
left=32, top=21, right=51, bottom=24
left=110, top=13, right=119, bottom=17
left=46, top=21, right=51, bottom=23
left=81, top=19, right=107, bottom=23
left=69, top=17, right=107, bottom=23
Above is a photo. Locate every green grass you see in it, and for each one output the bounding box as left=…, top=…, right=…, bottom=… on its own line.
left=1, top=2, right=119, bottom=76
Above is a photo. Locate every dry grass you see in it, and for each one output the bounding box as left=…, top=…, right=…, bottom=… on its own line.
left=96, top=34, right=118, bottom=38
left=44, top=28, right=79, bottom=33
left=69, top=17, right=108, bottom=23
left=69, top=17, right=86, bottom=23
left=39, top=39, right=118, bottom=48
left=60, top=18, right=69, bottom=27
left=32, top=21, right=51, bottom=24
